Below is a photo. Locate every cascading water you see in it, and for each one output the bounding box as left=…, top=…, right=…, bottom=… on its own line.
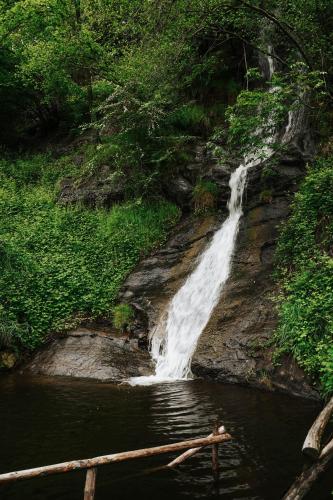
left=152, top=164, right=247, bottom=380
left=130, top=153, right=267, bottom=386
left=130, top=48, right=305, bottom=387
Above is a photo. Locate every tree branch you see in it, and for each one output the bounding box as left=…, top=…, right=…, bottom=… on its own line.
left=238, top=1, right=313, bottom=69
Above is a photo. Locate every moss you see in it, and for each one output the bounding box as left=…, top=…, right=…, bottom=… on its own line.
left=192, top=180, right=219, bottom=214
left=113, top=304, right=135, bottom=332
left=260, top=189, right=273, bottom=204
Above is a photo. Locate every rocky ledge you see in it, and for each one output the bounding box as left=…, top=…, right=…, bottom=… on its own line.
left=25, top=328, right=153, bottom=381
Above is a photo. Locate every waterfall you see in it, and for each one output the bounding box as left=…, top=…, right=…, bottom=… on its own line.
left=130, top=152, right=267, bottom=386
left=150, top=164, right=248, bottom=380
left=129, top=49, right=303, bottom=387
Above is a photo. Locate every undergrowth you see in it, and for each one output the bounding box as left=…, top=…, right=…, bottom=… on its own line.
left=274, top=156, right=333, bottom=394
left=0, top=156, right=180, bottom=350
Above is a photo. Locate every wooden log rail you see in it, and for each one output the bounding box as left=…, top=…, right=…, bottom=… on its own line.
left=283, top=395, right=333, bottom=499
left=0, top=427, right=232, bottom=500
left=302, top=396, right=333, bottom=459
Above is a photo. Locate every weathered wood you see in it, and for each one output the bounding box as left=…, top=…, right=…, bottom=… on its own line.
left=166, top=426, right=226, bottom=467
left=84, top=468, right=97, bottom=500
left=0, top=433, right=232, bottom=484
left=302, top=396, right=333, bottom=459
left=211, top=423, right=220, bottom=482
left=283, top=437, right=333, bottom=500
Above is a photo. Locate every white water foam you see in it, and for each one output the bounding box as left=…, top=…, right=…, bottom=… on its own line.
left=129, top=157, right=259, bottom=386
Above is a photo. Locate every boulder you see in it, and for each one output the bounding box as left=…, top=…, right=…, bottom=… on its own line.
left=163, top=175, right=193, bottom=208
left=25, top=328, right=153, bottom=381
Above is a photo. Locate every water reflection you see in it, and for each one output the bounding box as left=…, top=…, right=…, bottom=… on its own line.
left=0, top=375, right=327, bottom=500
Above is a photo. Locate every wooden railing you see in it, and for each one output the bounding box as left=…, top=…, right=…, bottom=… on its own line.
left=283, top=396, right=333, bottom=500
left=0, top=425, right=232, bottom=500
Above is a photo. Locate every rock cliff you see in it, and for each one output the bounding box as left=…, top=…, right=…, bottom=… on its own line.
left=25, top=140, right=319, bottom=398
left=119, top=147, right=319, bottom=398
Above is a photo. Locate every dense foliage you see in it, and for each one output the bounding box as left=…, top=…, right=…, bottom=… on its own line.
left=0, top=156, right=179, bottom=350
left=275, top=157, right=333, bottom=394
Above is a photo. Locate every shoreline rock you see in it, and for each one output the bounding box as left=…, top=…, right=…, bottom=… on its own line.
left=24, top=328, right=153, bottom=381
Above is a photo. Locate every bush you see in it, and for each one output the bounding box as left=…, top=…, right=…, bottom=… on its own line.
left=112, top=304, right=134, bottom=332
left=192, top=180, right=219, bottom=214
left=275, top=156, right=333, bottom=394
left=168, top=103, right=210, bottom=133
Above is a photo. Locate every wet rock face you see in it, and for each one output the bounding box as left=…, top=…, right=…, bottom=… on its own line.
left=192, top=152, right=319, bottom=399
left=119, top=215, right=221, bottom=332
left=120, top=149, right=319, bottom=399
left=25, top=328, right=153, bottom=381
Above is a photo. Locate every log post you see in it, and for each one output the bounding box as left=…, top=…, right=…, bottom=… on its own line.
left=84, top=468, right=97, bottom=500
left=302, top=396, right=333, bottom=459
left=212, top=423, right=219, bottom=482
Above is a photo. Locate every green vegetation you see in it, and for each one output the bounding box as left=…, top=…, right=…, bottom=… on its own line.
left=275, top=157, right=333, bottom=394
left=112, top=304, right=135, bottom=333
left=193, top=180, right=219, bottom=214
left=0, top=156, right=179, bottom=350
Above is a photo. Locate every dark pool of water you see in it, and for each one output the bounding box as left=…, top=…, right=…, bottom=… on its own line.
left=0, top=375, right=331, bottom=499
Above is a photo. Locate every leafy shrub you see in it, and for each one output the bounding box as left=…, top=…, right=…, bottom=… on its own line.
left=192, top=180, right=219, bottom=214
left=275, top=156, right=333, bottom=394
left=0, top=306, right=28, bottom=351
left=168, top=104, right=210, bottom=133
left=112, top=304, right=134, bottom=332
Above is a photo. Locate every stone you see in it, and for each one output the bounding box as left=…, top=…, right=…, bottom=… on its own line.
left=58, top=167, right=125, bottom=207
left=163, top=175, right=193, bottom=208
left=25, top=328, right=153, bottom=381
